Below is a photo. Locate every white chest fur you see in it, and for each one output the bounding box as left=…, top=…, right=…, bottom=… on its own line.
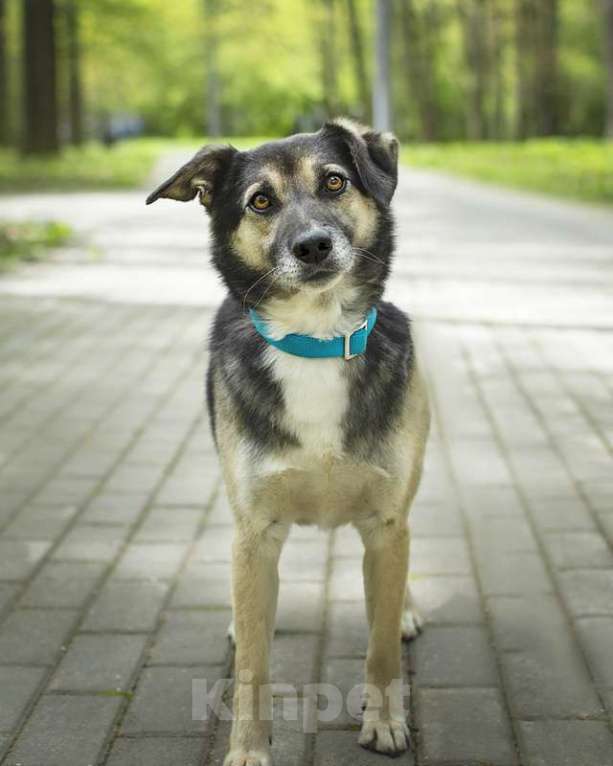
left=265, top=347, right=348, bottom=455
left=256, top=280, right=364, bottom=460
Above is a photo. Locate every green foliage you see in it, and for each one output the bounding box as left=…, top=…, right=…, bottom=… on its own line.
left=0, top=137, right=273, bottom=193
left=0, top=139, right=183, bottom=192
left=0, top=220, right=72, bottom=265
left=402, top=139, right=613, bottom=204
left=76, top=0, right=370, bottom=137
left=4, top=0, right=610, bottom=142
left=391, top=0, right=608, bottom=141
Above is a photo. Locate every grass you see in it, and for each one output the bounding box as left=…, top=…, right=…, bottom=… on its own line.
left=0, top=220, right=72, bottom=267
left=0, top=136, right=273, bottom=194
left=401, top=139, right=613, bottom=205
left=0, top=138, right=186, bottom=193
left=3, top=135, right=611, bottom=205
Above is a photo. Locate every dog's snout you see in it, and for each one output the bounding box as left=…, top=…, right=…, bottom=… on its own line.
left=292, top=230, right=332, bottom=265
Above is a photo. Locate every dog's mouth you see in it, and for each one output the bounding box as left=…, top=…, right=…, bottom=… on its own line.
left=302, top=268, right=338, bottom=284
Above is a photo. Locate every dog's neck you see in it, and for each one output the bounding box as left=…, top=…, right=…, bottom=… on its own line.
left=256, top=279, right=371, bottom=340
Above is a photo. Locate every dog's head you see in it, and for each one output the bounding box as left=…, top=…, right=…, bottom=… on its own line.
left=147, top=119, right=398, bottom=309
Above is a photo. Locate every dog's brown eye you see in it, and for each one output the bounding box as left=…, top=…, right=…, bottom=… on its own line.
left=249, top=193, right=271, bottom=212
left=324, top=174, right=346, bottom=194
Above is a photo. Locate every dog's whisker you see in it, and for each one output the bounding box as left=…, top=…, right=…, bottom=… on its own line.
left=253, top=271, right=281, bottom=310
left=352, top=250, right=383, bottom=263
left=242, top=267, right=280, bottom=312
left=352, top=247, right=385, bottom=267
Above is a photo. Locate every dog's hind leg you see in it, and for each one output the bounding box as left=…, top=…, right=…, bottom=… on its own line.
left=356, top=513, right=411, bottom=755
left=224, top=518, right=289, bottom=766
left=401, top=580, right=423, bottom=641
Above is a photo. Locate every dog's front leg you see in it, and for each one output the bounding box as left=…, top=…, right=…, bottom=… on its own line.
left=225, top=519, right=288, bottom=766
left=356, top=514, right=411, bottom=755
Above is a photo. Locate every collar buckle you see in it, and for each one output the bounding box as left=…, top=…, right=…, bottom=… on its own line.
left=344, top=319, right=369, bottom=360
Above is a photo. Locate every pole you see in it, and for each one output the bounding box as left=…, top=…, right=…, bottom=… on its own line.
left=373, top=0, right=391, bottom=131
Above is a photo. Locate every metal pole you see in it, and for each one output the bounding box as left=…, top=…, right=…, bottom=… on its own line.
left=373, top=0, right=391, bottom=131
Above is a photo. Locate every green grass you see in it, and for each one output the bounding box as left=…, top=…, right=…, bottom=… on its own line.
left=0, top=220, right=72, bottom=266
left=0, top=136, right=273, bottom=194
left=401, top=139, right=613, bottom=205
left=0, top=138, right=185, bottom=193
left=5, top=135, right=611, bottom=204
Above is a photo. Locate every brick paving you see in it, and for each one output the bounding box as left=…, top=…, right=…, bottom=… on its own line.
left=1, top=163, right=613, bottom=765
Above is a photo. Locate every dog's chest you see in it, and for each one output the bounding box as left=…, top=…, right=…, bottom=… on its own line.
left=265, top=348, right=349, bottom=454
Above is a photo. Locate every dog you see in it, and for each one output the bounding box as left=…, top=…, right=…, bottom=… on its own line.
left=147, top=119, right=430, bottom=765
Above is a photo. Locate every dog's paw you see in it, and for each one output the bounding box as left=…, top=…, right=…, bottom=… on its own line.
left=401, top=604, right=423, bottom=642
left=223, top=749, right=272, bottom=766
left=358, top=718, right=411, bottom=755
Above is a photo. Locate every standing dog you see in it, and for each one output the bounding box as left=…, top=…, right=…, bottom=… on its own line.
left=147, top=119, right=430, bottom=765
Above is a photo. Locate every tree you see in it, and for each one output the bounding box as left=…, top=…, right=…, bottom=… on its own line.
left=536, top=0, right=559, bottom=135
left=399, top=0, right=439, bottom=141
left=0, top=0, right=7, bottom=145
left=346, top=0, right=370, bottom=121
left=488, top=0, right=507, bottom=139
left=515, top=0, right=536, bottom=139
left=459, top=0, right=489, bottom=140
left=65, top=0, right=83, bottom=144
left=605, top=0, right=613, bottom=138
left=321, top=0, right=338, bottom=117
left=0, top=0, right=9, bottom=146
left=204, top=0, right=221, bottom=136
left=23, top=0, right=59, bottom=154
left=514, top=0, right=559, bottom=139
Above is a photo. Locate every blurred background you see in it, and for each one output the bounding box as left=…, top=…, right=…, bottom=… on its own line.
left=0, top=0, right=612, bottom=207
left=1, top=4, right=613, bottom=766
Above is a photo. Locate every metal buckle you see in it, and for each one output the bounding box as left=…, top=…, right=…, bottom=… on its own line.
left=344, top=319, right=368, bottom=360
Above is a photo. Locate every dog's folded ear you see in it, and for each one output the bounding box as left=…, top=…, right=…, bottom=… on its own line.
left=146, top=144, right=237, bottom=209
left=322, top=119, right=399, bottom=207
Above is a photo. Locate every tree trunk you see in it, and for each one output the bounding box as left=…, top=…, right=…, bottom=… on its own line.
left=399, top=0, right=438, bottom=141
left=0, top=0, right=7, bottom=145
left=23, top=0, right=59, bottom=154
left=203, top=0, right=221, bottom=136
left=537, top=0, right=559, bottom=135
left=489, top=0, right=506, bottom=139
left=515, top=0, right=536, bottom=139
left=322, top=0, right=338, bottom=117
left=421, top=1, right=440, bottom=140
left=65, top=0, right=83, bottom=145
left=459, top=0, right=488, bottom=141
left=345, top=0, right=370, bottom=121
left=604, top=0, right=613, bottom=138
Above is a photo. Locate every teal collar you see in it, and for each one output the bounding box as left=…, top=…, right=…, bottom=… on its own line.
left=249, top=306, right=378, bottom=360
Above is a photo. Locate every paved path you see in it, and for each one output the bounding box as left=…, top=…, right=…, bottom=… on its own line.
left=1, top=163, right=613, bottom=766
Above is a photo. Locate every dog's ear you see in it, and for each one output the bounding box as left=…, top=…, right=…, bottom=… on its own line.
left=146, top=144, right=237, bottom=209
left=322, top=119, right=399, bottom=206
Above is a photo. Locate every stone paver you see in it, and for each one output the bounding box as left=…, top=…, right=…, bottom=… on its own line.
left=416, top=688, right=516, bottom=765
left=106, top=736, right=205, bottom=766
left=7, top=695, right=122, bottom=766
left=49, top=633, right=148, bottom=692
left=82, top=579, right=169, bottom=632
left=122, top=665, right=222, bottom=734
left=0, top=666, right=46, bottom=730
left=518, top=720, right=613, bottom=766
left=0, top=163, right=612, bottom=764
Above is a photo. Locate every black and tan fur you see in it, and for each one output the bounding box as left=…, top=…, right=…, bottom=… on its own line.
left=147, top=119, right=430, bottom=765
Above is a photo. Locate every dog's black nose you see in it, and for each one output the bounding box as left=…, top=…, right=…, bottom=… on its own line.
left=292, top=230, right=332, bottom=265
